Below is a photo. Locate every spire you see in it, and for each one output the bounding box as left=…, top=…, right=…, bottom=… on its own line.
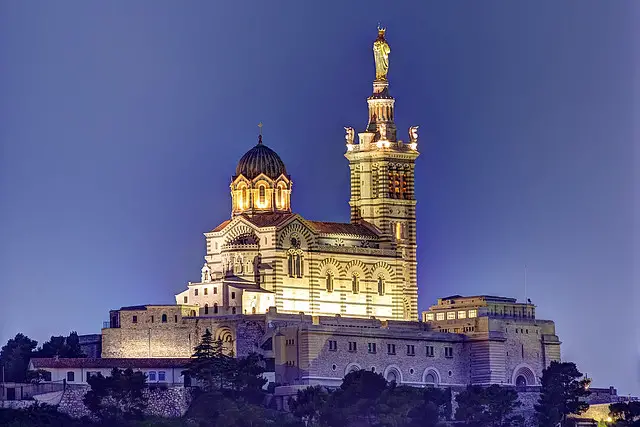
left=258, top=122, right=263, bottom=145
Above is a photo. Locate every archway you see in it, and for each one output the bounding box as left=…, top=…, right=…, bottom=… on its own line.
left=422, top=367, right=441, bottom=386
left=511, top=364, right=536, bottom=386
left=383, top=365, right=403, bottom=384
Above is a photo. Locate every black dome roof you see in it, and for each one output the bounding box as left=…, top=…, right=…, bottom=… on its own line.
left=235, top=137, right=287, bottom=180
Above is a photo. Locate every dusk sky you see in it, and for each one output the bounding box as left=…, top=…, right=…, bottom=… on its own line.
left=0, top=2, right=637, bottom=394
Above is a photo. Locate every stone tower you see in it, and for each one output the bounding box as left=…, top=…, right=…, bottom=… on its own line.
left=344, top=27, right=420, bottom=320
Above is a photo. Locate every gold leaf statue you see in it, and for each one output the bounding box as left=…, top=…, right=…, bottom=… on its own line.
left=373, top=26, right=391, bottom=81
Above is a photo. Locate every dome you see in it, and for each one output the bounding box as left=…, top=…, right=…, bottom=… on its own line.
left=235, top=137, right=287, bottom=180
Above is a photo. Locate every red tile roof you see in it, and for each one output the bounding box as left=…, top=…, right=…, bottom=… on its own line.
left=242, top=213, right=295, bottom=228
left=209, top=213, right=380, bottom=237
left=30, top=358, right=191, bottom=369
left=306, top=220, right=380, bottom=237
left=211, top=219, right=232, bottom=232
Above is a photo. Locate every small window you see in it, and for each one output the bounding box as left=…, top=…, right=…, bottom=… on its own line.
left=151, top=315, right=154, bottom=323
left=132, top=315, right=138, bottom=323
left=368, top=343, right=377, bottom=354
left=195, top=289, right=199, bottom=296
left=148, top=371, right=156, bottom=382
left=457, top=310, right=466, bottom=319
left=326, top=274, right=333, bottom=292
left=426, top=346, right=434, bottom=357
left=259, top=185, right=266, bottom=204
left=444, top=347, right=454, bottom=358
left=67, top=371, right=74, bottom=382
left=447, top=311, right=455, bottom=320
left=468, top=309, right=477, bottom=318
left=425, top=313, right=434, bottom=321
left=231, top=292, right=236, bottom=299
left=214, top=287, right=218, bottom=294
left=436, top=313, right=445, bottom=321
left=232, top=307, right=236, bottom=314
left=352, top=275, right=359, bottom=293
left=387, top=343, right=396, bottom=355
left=407, top=345, right=415, bottom=356
left=204, top=288, right=208, bottom=295
left=174, top=315, right=178, bottom=323
left=183, top=296, right=188, bottom=304
left=158, top=371, right=166, bottom=382
left=328, top=340, right=337, bottom=351
left=348, top=341, right=357, bottom=352
left=377, top=277, right=385, bottom=296
left=161, top=314, right=167, bottom=323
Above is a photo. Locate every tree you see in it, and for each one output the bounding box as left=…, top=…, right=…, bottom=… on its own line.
left=230, top=352, right=268, bottom=403
left=406, top=387, right=452, bottom=427
left=25, top=369, right=51, bottom=384
left=0, top=333, right=38, bottom=382
left=83, top=367, right=148, bottom=422
left=321, top=370, right=389, bottom=427
left=609, top=401, right=640, bottom=426
left=288, top=385, right=330, bottom=427
left=376, top=385, right=425, bottom=427
left=36, top=332, right=86, bottom=358
left=535, top=361, right=591, bottom=427
left=455, top=385, right=522, bottom=427
left=64, top=332, right=85, bottom=358
left=183, top=329, right=233, bottom=392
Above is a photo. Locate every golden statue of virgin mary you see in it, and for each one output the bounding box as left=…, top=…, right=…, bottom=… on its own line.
left=373, top=26, right=391, bottom=81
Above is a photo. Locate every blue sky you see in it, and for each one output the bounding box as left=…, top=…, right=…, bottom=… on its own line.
left=0, top=1, right=637, bottom=394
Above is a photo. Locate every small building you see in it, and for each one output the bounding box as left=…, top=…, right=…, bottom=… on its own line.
left=28, top=358, right=191, bottom=386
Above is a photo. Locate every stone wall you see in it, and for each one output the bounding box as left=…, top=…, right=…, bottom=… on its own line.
left=57, top=385, right=194, bottom=419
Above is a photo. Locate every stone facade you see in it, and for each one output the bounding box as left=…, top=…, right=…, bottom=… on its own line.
left=98, top=28, right=562, bottom=397
left=57, top=386, right=193, bottom=419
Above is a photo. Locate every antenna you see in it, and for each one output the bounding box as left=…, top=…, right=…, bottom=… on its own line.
left=524, top=264, right=528, bottom=303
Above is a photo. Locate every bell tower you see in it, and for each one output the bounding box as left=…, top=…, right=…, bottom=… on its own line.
left=344, top=27, right=420, bottom=320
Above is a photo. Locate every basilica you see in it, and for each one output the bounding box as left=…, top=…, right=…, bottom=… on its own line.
left=93, top=28, right=562, bottom=396
left=173, top=27, right=419, bottom=322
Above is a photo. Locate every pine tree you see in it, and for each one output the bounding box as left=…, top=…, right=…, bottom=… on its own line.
left=185, top=329, right=232, bottom=391
left=535, top=361, right=591, bottom=427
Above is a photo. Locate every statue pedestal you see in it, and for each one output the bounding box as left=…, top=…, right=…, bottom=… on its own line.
left=373, top=79, right=389, bottom=94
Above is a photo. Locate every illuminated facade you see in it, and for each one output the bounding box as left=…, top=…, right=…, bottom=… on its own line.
left=173, top=26, right=419, bottom=321
left=100, top=29, right=561, bottom=395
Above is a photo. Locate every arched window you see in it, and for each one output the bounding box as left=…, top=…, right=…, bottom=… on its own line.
left=326, top=273, right=333, bottom=292
left=377, top=277, right=385, bottom=296
left=213, top=303, right=218, bottom=314
left=425, top=373, right=436, bottom=385
left=288, top=252, right=303, bottom=278
left=189, top=310, right=196, bottom=317
left=204, top=304, right=209, bottom=315
left=259, top=185, right=266, bottom=205
left=276, top=185, right=283, bottom=209
left=352, top=275, right=359, bottom=294
left=386, top=370, right=397, bottom=383
left=287, top=253, right=294, bottom=277
left=161, top=314, right=167, bottom=323
left=295, top=254, right=302, bottom=277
